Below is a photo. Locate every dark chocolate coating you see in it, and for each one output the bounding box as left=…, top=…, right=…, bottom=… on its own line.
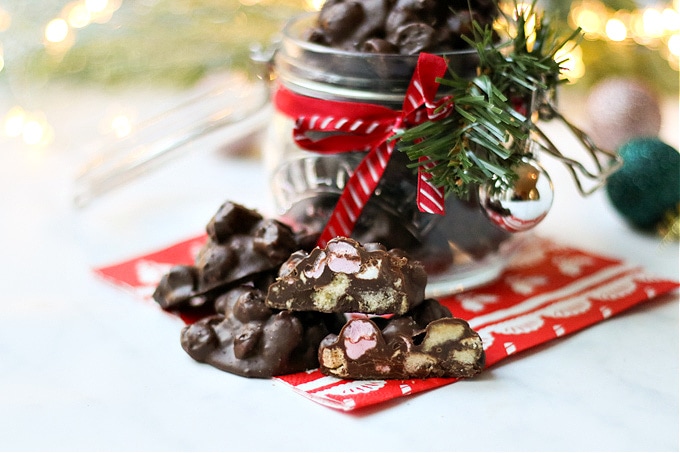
left=152, top=201, right=299, bottom=311
left=319, top=300, right=485, bottom=379
left=265, top=237, right=427, bottom=315
left=385, top=0, right=438, bottom=38
left=181, top=285, right=345, bottom=378
left=152, top=265, right=200, bottom=310
left=196, top=219, right=297, bottom=293
left=307, top=0, right=499, bottom=54
left=318, top=1, right=365, bottom=45
left=361, top=38, right=399, bottom=53
left=390, top=22, right=436, bottom=54
left=206, top=201, right=261, bottom=243
left=315, top=0, right=393, bottom=51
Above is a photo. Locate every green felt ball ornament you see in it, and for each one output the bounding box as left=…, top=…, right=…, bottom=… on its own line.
left=605, top=138, right=680, bottom=239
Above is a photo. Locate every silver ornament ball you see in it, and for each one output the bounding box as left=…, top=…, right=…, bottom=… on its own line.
left=479, top=159, right=554, bottom=232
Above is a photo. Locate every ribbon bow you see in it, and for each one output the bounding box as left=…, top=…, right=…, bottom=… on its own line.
left=274, top=53, right=453, bottom=247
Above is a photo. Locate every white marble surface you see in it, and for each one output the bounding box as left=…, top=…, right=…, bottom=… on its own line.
left=0, top=80, right=678, bottom=452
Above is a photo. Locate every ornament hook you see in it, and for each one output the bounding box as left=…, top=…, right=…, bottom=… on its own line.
left=531, top=102, right=623, bottom=196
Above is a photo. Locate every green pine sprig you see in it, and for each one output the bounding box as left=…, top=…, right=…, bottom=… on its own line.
left=396, top=0, right=582, bottom=199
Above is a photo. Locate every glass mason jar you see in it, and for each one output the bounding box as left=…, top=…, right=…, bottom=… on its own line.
left=262, top=12, right=530, bottom=297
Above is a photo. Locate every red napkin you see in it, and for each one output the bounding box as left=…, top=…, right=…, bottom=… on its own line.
left=95, top=235, right=678, bottom=411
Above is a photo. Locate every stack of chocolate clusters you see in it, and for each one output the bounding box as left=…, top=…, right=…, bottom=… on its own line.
left=153, top=201, right=485, bottom=380
left=305, top=0, right=498, bottom=54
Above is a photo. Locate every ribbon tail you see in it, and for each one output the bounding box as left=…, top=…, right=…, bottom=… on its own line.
left=402, top=53, right=449, bottom=116
left=416, top=156, right=445, bottom=215
left=317, top=141, right=394, bottom=247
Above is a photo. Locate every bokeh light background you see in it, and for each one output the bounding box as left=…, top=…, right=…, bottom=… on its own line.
left=0, top=0, right=677, bottom=150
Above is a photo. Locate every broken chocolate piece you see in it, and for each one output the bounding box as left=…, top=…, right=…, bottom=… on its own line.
left=319, top=309, right=485, bottom=379
left=181, top=285, right=345, bottom=378
left=266, top=237, right=427, bottom=315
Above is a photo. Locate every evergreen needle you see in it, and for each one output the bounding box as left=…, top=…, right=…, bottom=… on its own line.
left=395, top=0, right=581, bottom=199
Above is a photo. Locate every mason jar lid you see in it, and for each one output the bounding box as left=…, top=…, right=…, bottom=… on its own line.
left=275, top=12, right=481, bottom=105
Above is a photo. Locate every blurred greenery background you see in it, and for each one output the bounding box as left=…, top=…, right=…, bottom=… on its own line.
left=0, top=0, right=677, bottom=149
left=1, top=0, right=677, bottom=90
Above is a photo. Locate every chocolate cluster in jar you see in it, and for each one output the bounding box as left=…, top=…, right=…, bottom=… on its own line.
left=305, top=0, right=498, bottom=54
left=271, top=0, right=513, bottom=281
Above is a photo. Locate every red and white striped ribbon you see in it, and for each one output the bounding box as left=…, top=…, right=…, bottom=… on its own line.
left=273, top=53, right=453, bottom=247
left=416, top=156, right=446, bottom=214
left=322, top=139, right=396, bottom=241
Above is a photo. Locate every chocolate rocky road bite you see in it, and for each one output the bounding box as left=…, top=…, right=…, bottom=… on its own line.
left=306, top=0, right=497, bottom=54
left=319, top=299, right=486, bottom=379
left=152, top=201, right=299, bottom=312
left=181, top=285, right=345, bottom=378
left=266, top=237, right=428, bottom=315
